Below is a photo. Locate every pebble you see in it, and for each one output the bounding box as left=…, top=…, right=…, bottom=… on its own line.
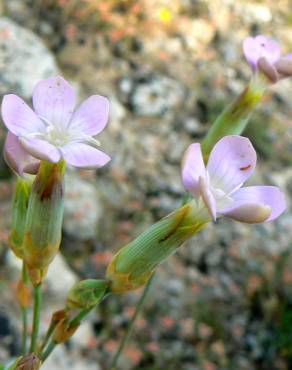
left=0, top=17, right=58, bottom=98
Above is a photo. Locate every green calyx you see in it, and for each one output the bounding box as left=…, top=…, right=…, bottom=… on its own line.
left=66, top=279, right=110, bottom=309
left=23, top=160, right=66, bottom=285
left=106, top=200, right=210, bottom=293
left=9, top=177, right=33, bottom=259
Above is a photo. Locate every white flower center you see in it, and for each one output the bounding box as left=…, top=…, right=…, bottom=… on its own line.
left=201, top=171, right=234, bottom=213
left=44, top=124, right=70, bottom=147
left=22, top=116, right=101, bottom=149
left=210, top=185, right=234, bottom=211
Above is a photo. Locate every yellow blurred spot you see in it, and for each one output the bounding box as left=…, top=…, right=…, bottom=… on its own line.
left=158, top=8, right=172, bottom=23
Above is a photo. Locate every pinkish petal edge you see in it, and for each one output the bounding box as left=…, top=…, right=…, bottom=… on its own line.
left=181, top=143, right=206, bottom=199
left=207, top=135, right=257, bottom=195
left=33, top=76, right=76, bottom=128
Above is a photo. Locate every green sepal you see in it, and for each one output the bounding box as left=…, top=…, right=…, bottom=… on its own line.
left=107, top=201, right=210, bottom=292
left=23, top=160, right=66, bottom=285
left=9, top=177, right=33, bottom=259
left=66, top=279, right=110, bottom=309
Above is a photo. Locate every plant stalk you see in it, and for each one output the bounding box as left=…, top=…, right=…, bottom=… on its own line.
left=21, top=263, right=29, bottom=355
left=30, top=284, right=42, bottom=353
left=110, top=274, right=155, bottom=370
left=41, top=340, right=56, bottom=362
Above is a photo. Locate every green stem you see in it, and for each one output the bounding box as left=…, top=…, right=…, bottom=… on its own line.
left=110, top=274, right=155, bottom=370
left=41, top=340, right=56, bottom=362
left=40, top=307, right=92, bottom=362
left=21, top=307, right=28, bottom=355
left=39, top=320, right=57, bottom=354
left=69, top=307, right=92, bottom=327
left=21, top=263, right=29, bottom=355
left=41, top=289, right=109, bottom=362
left=201, top=77, right=265, bottom=157
left=30, top=284, right=42, bottom=353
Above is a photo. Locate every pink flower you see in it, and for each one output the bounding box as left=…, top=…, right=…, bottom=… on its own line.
left=4, top=132, right=39, bottom=177
left=1, top=76, right=111, bottom=173
left=182, top=136, right=286, bottom=224
left=243, top=35, right=292, bottom=82
left=243, top=35, right=281, bottom=69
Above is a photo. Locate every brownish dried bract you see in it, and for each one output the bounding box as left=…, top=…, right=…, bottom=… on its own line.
left=16, top=280, right=32, bottom=308
left=53, top=312, right=79, bottom=343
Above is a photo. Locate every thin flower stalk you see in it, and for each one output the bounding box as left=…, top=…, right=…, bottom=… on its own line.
left=20, top=264, right=30, bottom=355
left=30, top=285, right=42, bottom=354
left=110, top=274, right=155, bottom=370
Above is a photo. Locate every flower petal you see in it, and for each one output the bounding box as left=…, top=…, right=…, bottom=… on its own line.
left=221, top=186, right=286, bottom=222
left=1, top=94, right=44, bottom=136
left=220, top=203, right=272, bottom=224
left=181, top=143, right=206, bottom=198
left=243, top=35, right=281, bottom=68
left=243, top=36, right=261, bottom=68
left=68, top=95, right=109, bottom=135
left=19, top=137, right=61, bottom=163
left=207, top=136, right=257, bottom=194
left=4, top=132, right=39, bottom=176
left=32, top=76, right=76, bottom=128
left=274, top=54, right=292, bottom=77
left=199, top=175, right=217, bottom=221
left=257, top=57, right=279, bottom=83
left=60, top=143, right=111, bottom=169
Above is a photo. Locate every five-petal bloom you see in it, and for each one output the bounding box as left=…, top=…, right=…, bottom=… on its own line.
left=2, top=76, right=111, bottom=173
left=243, top=35, right=292, bottom=82
left=182, top=136, right=286, bottom=224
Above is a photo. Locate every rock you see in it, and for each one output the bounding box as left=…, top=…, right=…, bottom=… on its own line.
left=46, top=253, right=78, bottom=298
left=183, top=117, right=205, bottom=136
left=119, top=77, right=133, bottom=95
left=0, top=17, right=58, bottom=98
left=236, top=3, right=272, bottom=23
left=180, top=19, right=215, bottom=51
left=64, top=172, right=103, bottom=240
left=110, top=95, right=126, bottom=123
left=0, top=17, right=58, bottom=178
left=120, top=73, right=185, bottom=117
left=71, top=319, right=94, bottom=348
left=6, top=251, right=77, bottom=298
left=5, top=250, right=22, bottom=279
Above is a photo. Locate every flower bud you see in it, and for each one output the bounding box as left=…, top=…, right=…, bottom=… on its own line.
left=15, top=354, right=40, bottom=370
left=66, top=279, right=109, bottom=310
left=23, top=160, right=66, bottom=285
left=201, top=79, right=265, bottom=157
left=9, top=178, right=32, bottom=259
left=106, top=201, right=210, bottom=293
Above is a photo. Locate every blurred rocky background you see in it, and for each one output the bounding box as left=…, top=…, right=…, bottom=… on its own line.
left=0, top=1, right=291, bottom=369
